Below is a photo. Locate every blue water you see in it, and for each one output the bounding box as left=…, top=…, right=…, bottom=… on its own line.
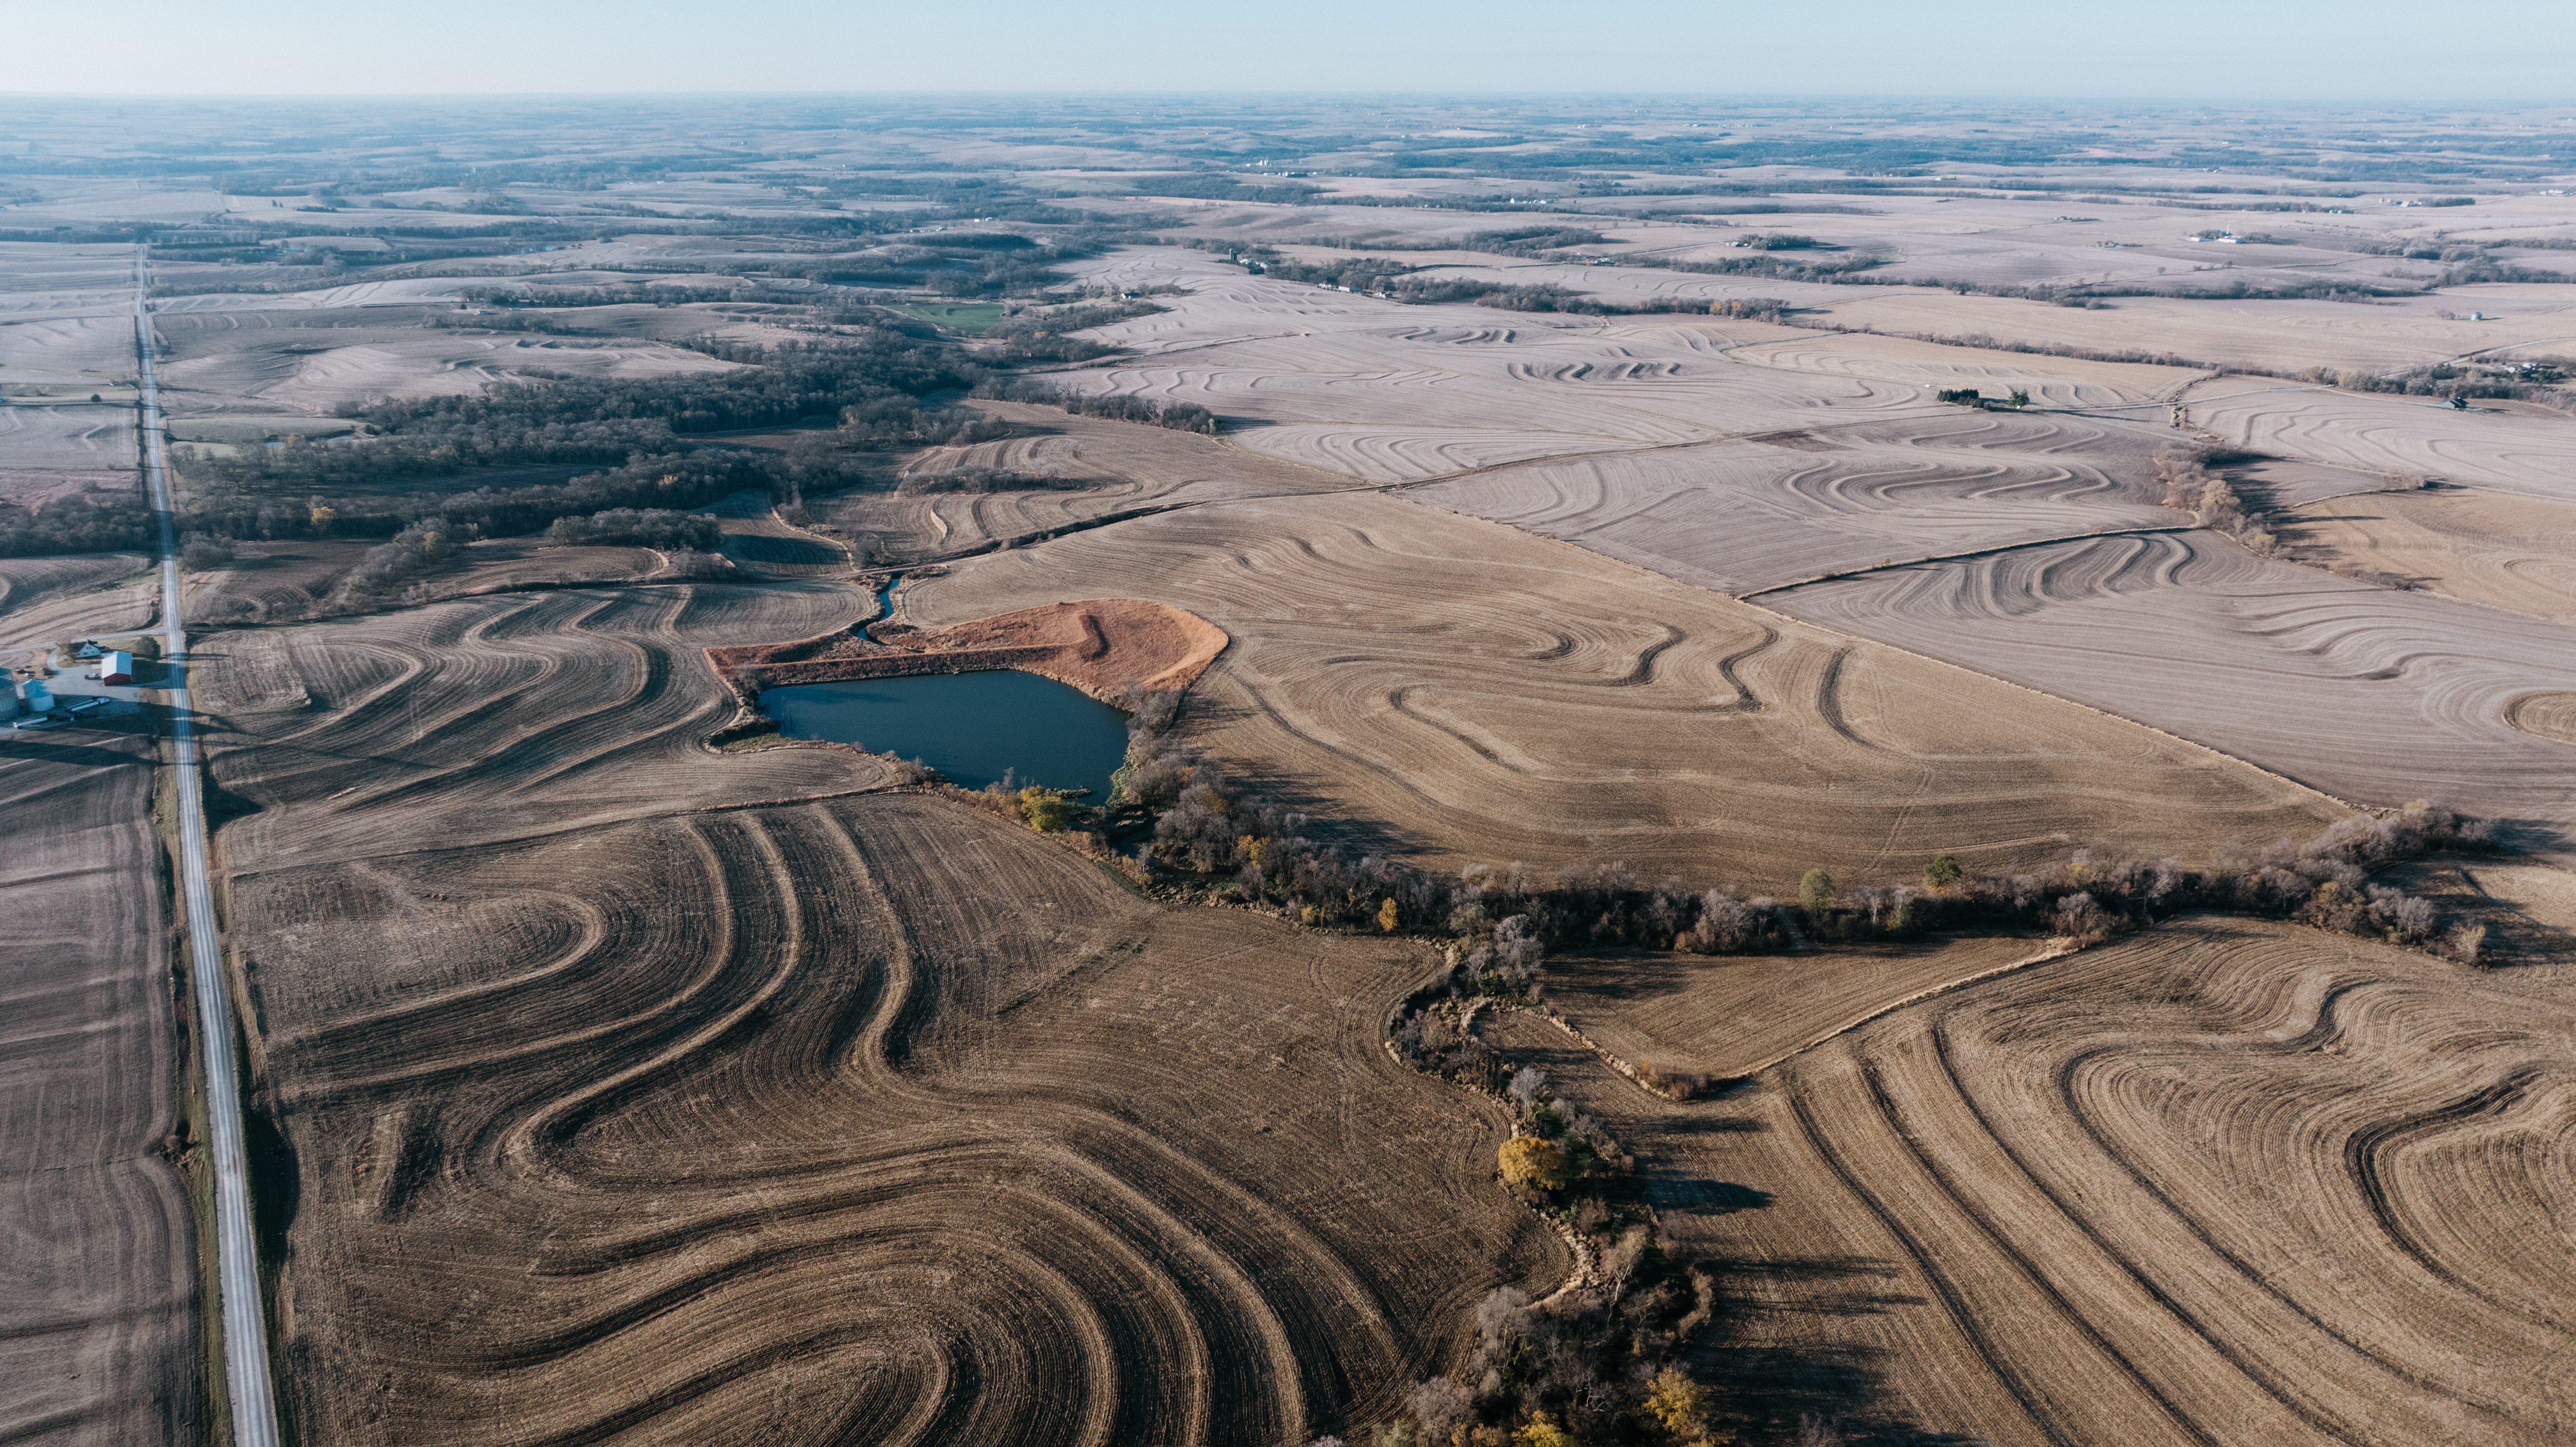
left=764, top=670, right=1129, bottom=800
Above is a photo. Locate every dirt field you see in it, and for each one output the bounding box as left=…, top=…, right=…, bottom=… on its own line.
left=1516, top=916, right=2576, bottom=1445
left=1414, top=407, right=2181, bottom=596
left=0, top=555, right=158, bottom=656
left=820, top=400, right=1364, bottom=563
left=2182, top=380, right=2576, bottom=501
left=0, top=729, right=203, bottom=1445
left=223, top=786, right=1560, bottom=1442
left=904, top=490, right=2342, bottom=888
left=194, top=580, right=888, bottom=866
left=2284, top=485, right=2576, bottom=622
left=1772, top=531, right=2576, bottom=852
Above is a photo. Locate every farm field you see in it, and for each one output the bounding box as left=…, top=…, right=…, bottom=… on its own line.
left=823, top=399, right=1364, bottom=564
left=227, top=789, right=1557, bottom=1446
left=4, top=94, right=2574, bottom=1447
left=1492, top=916, right=2576, bottom=1444
left=2284, top=485, right=2576, bottom=622
left=904, top=489, right=2344, bottom=887
left=2182, top=380, right=2576, bottom=500
left=0, top=730, right=203, bottom=1445
left=1770, top=531, right=2576, bottom=853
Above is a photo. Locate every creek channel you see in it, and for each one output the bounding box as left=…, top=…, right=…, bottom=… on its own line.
left=761, top=576, right=1129, bottom=800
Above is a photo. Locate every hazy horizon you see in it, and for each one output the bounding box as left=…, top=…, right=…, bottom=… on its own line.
left=6, top=0, right=2572, bottom=101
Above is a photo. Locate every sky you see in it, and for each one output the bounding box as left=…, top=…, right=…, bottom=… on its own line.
left=3, top=0, right=2571, bottom=100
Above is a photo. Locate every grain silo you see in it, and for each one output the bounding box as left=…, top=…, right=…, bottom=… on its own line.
left=0, top=667, right=17, bottom=721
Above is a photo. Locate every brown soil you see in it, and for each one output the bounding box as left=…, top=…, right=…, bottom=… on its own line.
left=909, top=491, right=2344, bottom=890
left=2285, top=487, right=2576, bottom=624
left=193, top=575, right=1561, bottom=1443
left=1500, top=916, right=2576, bottom=1444
left=708, top=596, right=1229, bottom=703
left=0, top=729, right=203, bottom=1443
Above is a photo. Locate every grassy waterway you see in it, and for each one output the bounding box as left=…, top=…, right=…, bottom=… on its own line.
left=764, top=669, right=1129, bottom=800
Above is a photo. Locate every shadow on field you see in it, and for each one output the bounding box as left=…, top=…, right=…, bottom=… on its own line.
left=1697, top=1261, right=1983, bottom=1447
left=1178, top=690, right=1422, bottom=857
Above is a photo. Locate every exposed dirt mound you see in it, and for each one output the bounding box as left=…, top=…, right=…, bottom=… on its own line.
left=709, top=596, right=1229, bottom=701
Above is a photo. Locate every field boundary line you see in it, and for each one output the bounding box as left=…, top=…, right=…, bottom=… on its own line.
left=1735, top=526, right=2198, bottom=599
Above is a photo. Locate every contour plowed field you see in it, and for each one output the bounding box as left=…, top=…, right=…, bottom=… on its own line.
left=1771, top=531, right=2576, bottom=846
left=1415, top=407, right=2178, bottom=595
left=825, top=400, right=1358, bottom=563
left=0, top=553, right=153, bottom=645
left=235, top=792, right=1559, bottom=1445
left=1523, top=918, right=2576, bottom=1445
left=2183, top=381, right=2576, bottom=501
left=906, top=490, right=2341, bottom=887
left=0, top=731, right=201, bottom=1445
left=194, top=579, right=885, bottom=866
left=2286, top=486, right=2576, bottom=623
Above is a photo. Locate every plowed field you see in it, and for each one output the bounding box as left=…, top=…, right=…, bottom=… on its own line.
left=1503, top=918, right=2576, bottom=1444
left=1771, top=532, right=2576, bottom=848
left=0, top=730, right=202, bottom=1445
left=906, top=490, right=2342, bottom=887
left=1415, top=408, right=2179, bottom=595
left=2286, top=486, right=2576, bottom=623
left=2182, top=381, right=2576, bottom=501
left=228, top=794, right=1558, bottom=1444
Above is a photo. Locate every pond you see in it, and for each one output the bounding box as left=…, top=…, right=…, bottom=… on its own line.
left=763, top=669, right=1131, bottom=802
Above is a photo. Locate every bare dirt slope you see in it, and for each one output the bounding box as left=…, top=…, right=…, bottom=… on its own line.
left=1771, top=532, right=2576, bottom=850
left=232, top=793, right=1559, bottom=1446
left=905, top=490, right=2342, bottom=888
left=1500, top=916, right=2576, bottom=1445
left=0, top=730, right=202, bottom=1445
left=2285, top=485, right=2576, bottom=622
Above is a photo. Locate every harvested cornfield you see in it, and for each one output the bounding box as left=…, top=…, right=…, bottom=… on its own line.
left=822, top=399, right=1360, bottom=563
left=2284, top=485, right=2576, bottom=622
left=1771, top=531, right=2576, bottom=849
left=1414, top=407, right=2179, bottom=595
left=194, top=579, right=888, bottom=867
left=0, top=552, right=154, bottom=643
left=1509, top=917, right=2576, bottom=1444
left=2182, top=380, right=2576, bottom=501
left=232, top=792, right=1559, bottom=1445
left=905, top=490, right=2344, bottom=888
left=0, top=731, right=203, bottom=1444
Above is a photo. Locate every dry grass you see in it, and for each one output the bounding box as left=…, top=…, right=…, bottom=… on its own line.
left=906, top=490, right=2343, bottom=889
left=0, top=730, right=203, bottom=1444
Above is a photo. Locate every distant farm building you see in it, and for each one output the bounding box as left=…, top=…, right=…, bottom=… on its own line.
left=98, top=651, right=134, bottom=685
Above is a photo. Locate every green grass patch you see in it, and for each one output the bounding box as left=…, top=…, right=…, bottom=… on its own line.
left=890, top=301, right=1005, bottom=336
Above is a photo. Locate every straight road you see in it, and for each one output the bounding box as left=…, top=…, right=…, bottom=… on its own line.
left=134, top=247, right=284, bottom=1447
